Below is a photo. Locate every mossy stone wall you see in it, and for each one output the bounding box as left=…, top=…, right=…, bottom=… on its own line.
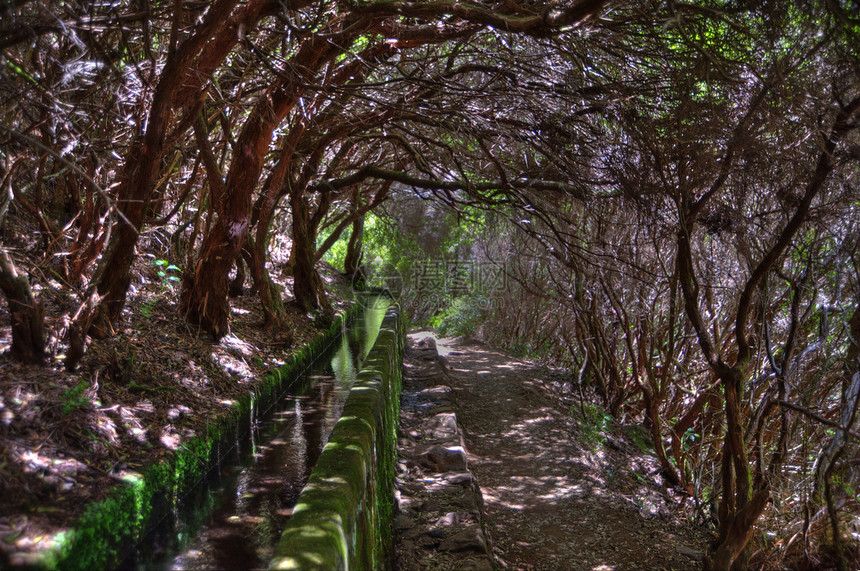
left=269, top=307, right=403, bottom=571
left=30, top=306, right=361, bottom=571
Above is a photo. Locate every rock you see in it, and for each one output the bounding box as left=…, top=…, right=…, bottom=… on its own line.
left=435, top=512, right=459, bottom=527
left=416, top=534, right=441, bottom=548
left=398, top=494, right=425, bottom=512
left=438, top=526, right=488, bottom=554
left=416, top=445, right=468, bottom=472
left=442, top=472, right=476, bottom=486
left=428, top=528, right=447, bottom=539
left=448, top=490, right=480, bottom=511
left=435, top=511, right=475, bottom=527
left=424, top=412, right=460, bottom=439
left=419, top=385, right=452, bottom=397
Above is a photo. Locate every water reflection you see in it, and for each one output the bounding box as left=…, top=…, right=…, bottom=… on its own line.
left=125, top=299, right=390, bottom=570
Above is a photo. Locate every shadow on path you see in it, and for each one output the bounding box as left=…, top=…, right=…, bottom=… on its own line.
left=427, top=333, right=710, bottom=571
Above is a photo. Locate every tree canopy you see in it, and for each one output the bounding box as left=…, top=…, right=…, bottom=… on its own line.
left=1, top=1, right=859, bottom=569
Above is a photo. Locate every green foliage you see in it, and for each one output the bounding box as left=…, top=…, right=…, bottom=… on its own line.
left=59, top=381, right=91, bottom=415
left=319, top=225, right=350, bottom=269
left=572, top=402, right=614, bottom=449
left=335, top=33, right=381, bottom=64
left=362, top=212, right=421, bottom=279
left=152, top=259, right=181, bottom=292
left=624, top=424, right=655, bottom=453
left=139, top=260, right=182, bottom=318
left=429, top=295, right=487, bottom=337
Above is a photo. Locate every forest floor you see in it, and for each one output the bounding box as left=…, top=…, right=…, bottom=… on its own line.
left=0, top=259, right=352, bottom=567
left=425, top=332, right=713, bottom=571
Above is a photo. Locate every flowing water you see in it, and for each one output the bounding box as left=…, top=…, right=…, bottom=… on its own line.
left=123, top=297, right=390, bottom=570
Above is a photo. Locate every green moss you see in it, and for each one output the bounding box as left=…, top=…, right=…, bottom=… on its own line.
left=623, top=424, right=655, bottom=453
left=31, top=305, right=362, bottom=571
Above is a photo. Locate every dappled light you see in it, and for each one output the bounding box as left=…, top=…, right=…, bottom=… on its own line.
left=1, top=0, right=859, bottom=569
left=425, top=333, right=709, bottom=570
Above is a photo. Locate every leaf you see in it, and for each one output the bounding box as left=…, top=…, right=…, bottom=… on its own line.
left=166, top=264, right=180, bottom=272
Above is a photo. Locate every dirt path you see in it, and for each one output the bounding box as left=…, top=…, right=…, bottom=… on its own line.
left=428, top=334, right=710, bottom=571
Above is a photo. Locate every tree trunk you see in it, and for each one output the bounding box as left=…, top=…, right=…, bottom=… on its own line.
left=181, top=213, right=245, bottom=339
left=247, top=235, right=285, bottom=327
left=0, top=249, right=45, bottom=363
left=290, top=185, right=319, bottom=312
left=229, top=255, right=246, bottom=298
left=344, top=216, right=364, bottom=275
left=78, top=0, right=276, bottom=338
left=707, top=487, right=770, bottom=571
left=249, top=160, right=291, bottom=326
left=181, top=27, right=346, bottom=335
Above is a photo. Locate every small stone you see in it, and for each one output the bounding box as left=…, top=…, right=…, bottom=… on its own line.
left=448, top=491, right=479, bottom=511
left=417, top=336, right=437, bottom=351
left=417, top=534, right=441, bottom=548
left=435, top=512, right=459, bottom=527
left=439, top=527, right=487, bottom=554
left=443, top=472, right=476, bottom=486
left=416, top=444, right=468, bottom=472
left=419, top=385, right=452, bottom=397
left=402, top=525, right=429, bottom=540
left=435, top=511, right=475, bottom=527
left=398, top=495, right=425, bottom=512
left=424, top=412, right=459, bottom=439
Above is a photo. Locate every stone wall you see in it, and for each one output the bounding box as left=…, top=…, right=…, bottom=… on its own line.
left=392, top=334, right=493, bottom=571
left=269, top=307, right=403, bottom=570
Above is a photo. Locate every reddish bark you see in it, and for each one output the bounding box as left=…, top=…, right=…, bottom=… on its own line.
left=0, top=250, right=45, bottom=363
left=679, top=95, right=860, bottom=569
left=289, top=186, right=319, bottom=312
left=79, top=0, right=279, bottom=337
left=344, top=217, right=364, bottom=275
left=181, top=23, right=369, bottom=335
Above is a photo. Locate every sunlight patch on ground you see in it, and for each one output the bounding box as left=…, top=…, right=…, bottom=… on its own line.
left=17, top=449, right=88, bottom=479
left=159, top=427, right=181, bottom=450
left=220, top=334, right=254, bottom=355
left=481, top=488, right=526, bottom=510
left=211, top=351, right=253, bottom=379
left=517, top=413, right=554, bottom=426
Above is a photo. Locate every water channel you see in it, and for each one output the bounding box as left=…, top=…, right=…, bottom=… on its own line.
left=123, top=297, right=390, bottom=570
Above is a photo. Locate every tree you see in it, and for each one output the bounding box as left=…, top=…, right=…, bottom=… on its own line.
left=0, top=248, right=44, bottom=362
